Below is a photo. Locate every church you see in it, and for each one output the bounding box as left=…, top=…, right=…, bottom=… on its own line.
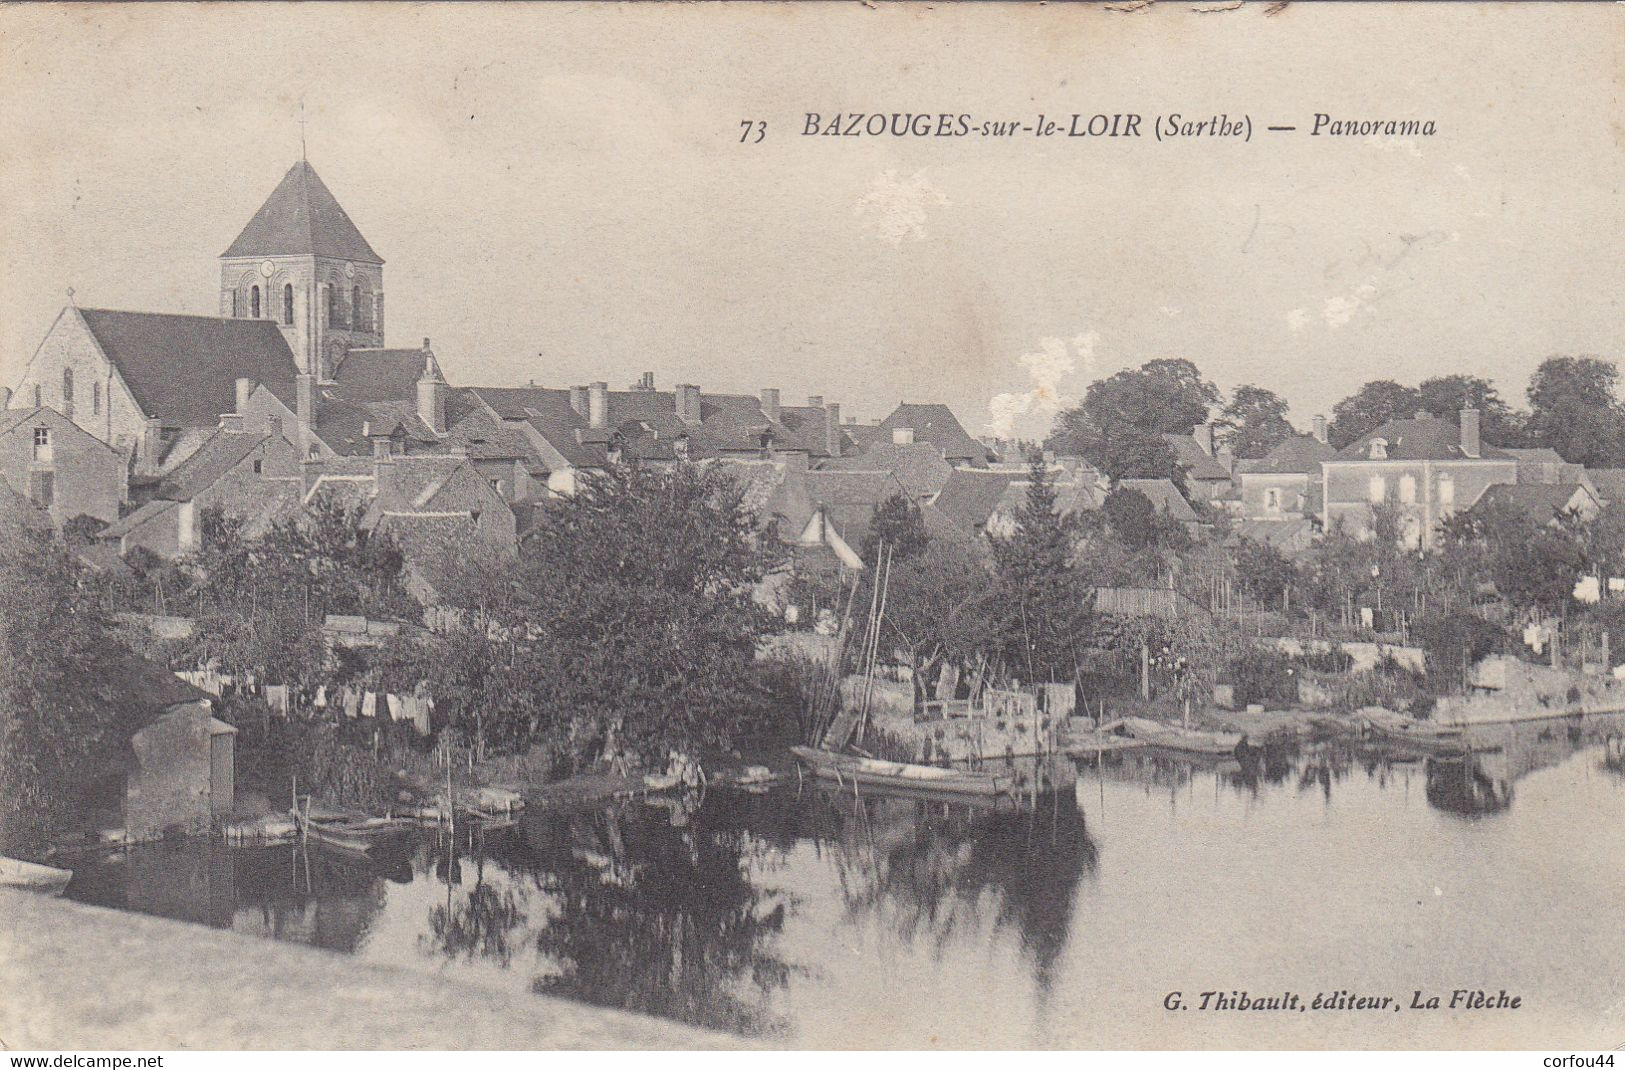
left=10, top=159, right=448, bottom=475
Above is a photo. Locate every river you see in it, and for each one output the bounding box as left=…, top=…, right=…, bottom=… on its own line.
left=64, top=714, right=1625, bottom=1049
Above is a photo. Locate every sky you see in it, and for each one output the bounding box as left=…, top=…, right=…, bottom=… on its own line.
left=1, top=3, right=1620, bottom=440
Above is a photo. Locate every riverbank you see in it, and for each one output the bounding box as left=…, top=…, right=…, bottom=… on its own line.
left=0, top=889, right=742, bottom=1050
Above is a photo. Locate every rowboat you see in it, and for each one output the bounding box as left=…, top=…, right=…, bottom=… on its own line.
left=0, top=856, right=74, bottom=896
left=1358, top=706, right=1469, bottom=752
left=295, top=808, right=418, bottom=855
left=1100, top=717, right=1243, bottom=756
left=790, top=746, right=1012, bottom=796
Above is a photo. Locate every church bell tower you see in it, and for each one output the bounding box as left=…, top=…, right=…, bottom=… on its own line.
left=219, top=160, right=385, bottom=379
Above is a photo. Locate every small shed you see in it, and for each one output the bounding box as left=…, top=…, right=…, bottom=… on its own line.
left=108, top=652, right=236, bottom=842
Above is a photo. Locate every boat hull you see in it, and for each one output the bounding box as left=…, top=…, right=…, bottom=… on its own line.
left=297, top=814, right=418, bottom=855
left=0, top=857, right=73, bottom=896
left=790, top=746, right=1011, bottom=796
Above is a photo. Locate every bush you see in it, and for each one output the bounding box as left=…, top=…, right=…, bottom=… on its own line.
left=1225, top=648, right=1299, bottom=708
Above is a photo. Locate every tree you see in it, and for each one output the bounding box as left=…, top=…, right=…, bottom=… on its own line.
left=1102, top=485, right=1187, bottom=555
left=1418, top=374, right=1523, bottom=445
left=1525, top=356, right=1625, bottom=466
left=1219, top=384, right=1295, bottom=459
left=872, top=540, right=1002, bottom=705
left=0, top=525, right=133, bottom=849
left=501, top=461, right=782, bottom=769
left=1327, top=380, right=1422, bottom=448
left=863, top=492, right=929, bottom=566
left=1233, top=536, right=1296, bottom=610
left=990, top=458, right=1094, bottom=682
left=1046, top=358, right=1218, bottom=481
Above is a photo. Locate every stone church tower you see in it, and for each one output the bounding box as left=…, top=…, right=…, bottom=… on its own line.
left=218, top=161, right=384, bottom=379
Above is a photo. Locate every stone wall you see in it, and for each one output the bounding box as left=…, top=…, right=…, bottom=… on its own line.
left=126, top=701, right=222, bottom=841
left=1432, top=654, right=1625, bottom=725
left=0, top=890, right=737, bottom=1050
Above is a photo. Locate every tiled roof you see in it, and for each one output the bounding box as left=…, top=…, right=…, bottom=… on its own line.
left=1472, top=482, right=1594, bottom=523
left=1227, top=517, right=1318, bottom=554
left=263, top=380, right=440, bottom=457
left=800, top=470, right=912, bottom=550
left=79, top=309, right=300, bottom=429
left=1587, top=468, right=1625, bottom=503
left=817, top=441, right=955, bottom=499
left=222, top=161, right=382, bottom=264
left=1235, top=434, right=1338, bottom=476
left=1332, top=416, right=1512, bottom=463
left=1118, top=478, right=1200, bottom=523
left=931, top=468, right=1018, bottom=533
left=332, top=348, right=431, bottom=403
left=155, top=429, right=270, bottom=501
left=1162, top=433, right=1233, bottom=482
left=1502, top=447, right=1566, bottom=465
left=101, top=499, right=179, bottom=540
left=876, top=404, right=989, bottom=463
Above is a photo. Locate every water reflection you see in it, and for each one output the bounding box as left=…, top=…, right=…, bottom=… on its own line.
left=59, top=712, right=1625, bottom=1045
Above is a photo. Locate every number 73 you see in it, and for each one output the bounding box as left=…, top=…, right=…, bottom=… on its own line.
left=739, top=120, right=766, bottom=144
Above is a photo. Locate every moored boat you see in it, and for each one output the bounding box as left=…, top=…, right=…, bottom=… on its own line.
left=1099, top=716, right=1243, bottom=756
left=295, top=808, right=418, bottom=855
left=1358, top=706, right=1469, bottom=752
left=0, top=856, right=74, bottom=896
left=790, top=746, right=1012, bottom=796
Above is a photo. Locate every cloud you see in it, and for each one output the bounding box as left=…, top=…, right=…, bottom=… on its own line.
left=985, top=333, right=1093, bottom=437
left=1322, top=283, right=1377, bottom=329
left=854, top=169, right=951, bottom=245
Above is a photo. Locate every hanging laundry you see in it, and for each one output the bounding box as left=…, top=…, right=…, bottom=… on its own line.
left=387, top=694, right=406, bottom=722
left=343, top=688, right=361, bottom=719
left=360, top=691, right=378, bottom=718
left=313, top=686, right=327, bottom=709
left=265, top=684, right=289, bottom=715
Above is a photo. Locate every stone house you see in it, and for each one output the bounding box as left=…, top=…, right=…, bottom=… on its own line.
left=89, top=652, right=236, bottom=843
left=1162, top=426, right=1237, bottom=510
left=1321, top=408, right=1519, bottom=548
left=1234, top=431, right=1339, bottom=520
left=101, top=426, right=302, bottom=557
left=0, top=402, right=126, bottom=526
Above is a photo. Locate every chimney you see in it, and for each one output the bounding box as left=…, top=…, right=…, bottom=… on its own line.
left=219, top=413, right=244, bottom=433
left=589, top=381, right=609, bottom=429
left=234, top=377, right=255, bottom=415
left=295, top=372, right=315, bottom=444
left=371, top=433, right=395, bottom=486
left=676, top=383, right=701, bottom=424
left=761, top=388, right=781, bottom=422
left=267, top=415, right=283, bottom=441
left=569, top=385, right=589, bottom=419
left=416, top=348, right=447, bottom=435
left=805, top=395, right=823, bottom=409
left=142, top=417, right=163, bottom=471
left=1312, top=415, right=1327, bottom=444
left=824, top=402, right=841, bottom=456
left=0, top=386, right=10, bottom=410
left=1460, top=407, right=1481, bottom=458
left=1193, top=423, right=1214, bottom=456
left=892, top=426, right=915, bottom=446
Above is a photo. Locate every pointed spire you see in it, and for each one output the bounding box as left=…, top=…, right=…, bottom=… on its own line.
left=222, top=161, right=382, bottom=263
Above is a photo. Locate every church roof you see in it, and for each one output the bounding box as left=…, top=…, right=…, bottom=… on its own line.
left=78, top=308, right=300, bottom=429
left=222, top=161, right=383, bottom=264
left=332, top=348, right=431, bottom=402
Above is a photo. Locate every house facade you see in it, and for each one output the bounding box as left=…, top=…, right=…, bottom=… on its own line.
left=1321, top=409, right=1519, bottom=548
left=1235, top=432, right=1339, bottom=521
left=0, top=403, right=126, bottom=525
